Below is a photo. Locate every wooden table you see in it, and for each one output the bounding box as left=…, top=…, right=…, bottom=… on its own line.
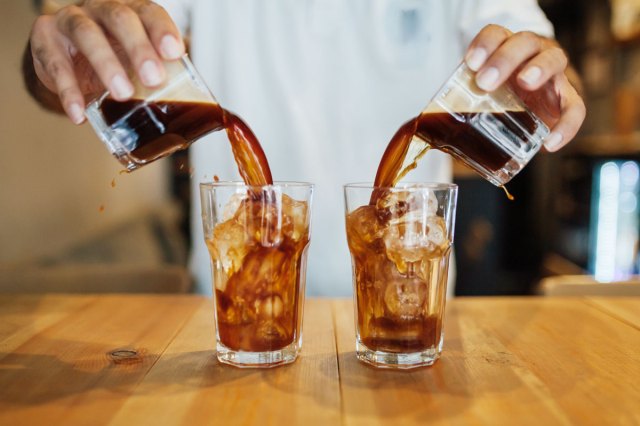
left=0, top=295, right=638, bottom=425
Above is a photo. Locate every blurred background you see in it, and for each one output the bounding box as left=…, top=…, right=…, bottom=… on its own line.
left=0, top=0, right=639, bottom=295
left=455, top=0, right=640, bottom=296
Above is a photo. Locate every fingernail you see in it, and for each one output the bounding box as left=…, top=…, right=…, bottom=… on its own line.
left=476, top=67, right=500, bottom=91
left=465, top=48, right=487, bottom=72
left=69, top=103, right=85, bottom=124
left=160, top=35, right=183, bottom=59
left=140, top=60, right=164, bottom=86
left=111, top=74, right=134, bottom=99
left=520, top=66, right=542, bottom=87
left=545, top=132, right=564, bottom=151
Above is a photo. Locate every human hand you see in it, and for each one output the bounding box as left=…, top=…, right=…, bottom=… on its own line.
left=464, top=24, right=586, bottom=152
left=29, top=0, right=185, bottom=124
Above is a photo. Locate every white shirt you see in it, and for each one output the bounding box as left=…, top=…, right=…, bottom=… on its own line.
left=157, top=0, right=553, bottom=296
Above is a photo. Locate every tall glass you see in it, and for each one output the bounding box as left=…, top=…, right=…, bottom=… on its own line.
left=86, top=55, right=222, bottom=171
left=344, top=183, right=457, bottom=368
left=200, top=182, right=313, bottom=368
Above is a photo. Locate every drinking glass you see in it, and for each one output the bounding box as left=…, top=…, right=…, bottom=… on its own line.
left=86, top=55, right=221, bottom=171
left=344, top=183, right=457, bottom=368
left=417, top=63, right=550, bottom=186
left=200, top=182, right=313, bottom=367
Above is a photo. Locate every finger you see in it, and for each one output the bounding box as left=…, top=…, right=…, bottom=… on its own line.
left=31, top=16, right=85, bottom=124
left=544, top=78, right=586, bottom=152
left=85, top=1, right=165, bottom=86
left=55, top=5, right=134, bottom=100
left=475, top=31, right=544, bottom=91
left=129, top=1, right=185, bottom=60
left=517, top=47, right=568, bottom=91
left=464, top=24, right=512, bottom=71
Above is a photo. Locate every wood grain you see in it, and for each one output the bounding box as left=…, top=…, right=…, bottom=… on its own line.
left=332, top=297, right=640, bottom=426
left=0, top=295, right=200, bottom=426
left=586, top=297, right=640, bottom=329
left=0, top=295, right=95, bottom=359
left=108, top=299, right=341, bottom=425
left=0, top=295, right=638, bottom=425
left=333, top=298, right=545, bottom=426
left=446, top=297, right=640, bottom=425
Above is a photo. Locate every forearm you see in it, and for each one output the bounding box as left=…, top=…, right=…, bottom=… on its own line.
left=22, top=40, right=65, bottom=115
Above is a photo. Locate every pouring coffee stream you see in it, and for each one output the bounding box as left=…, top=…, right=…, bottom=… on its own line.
left=91, top=59, right=543, bottom=197
left=102, top=96, right=519, bottom=203
left=371, top=62, right=549, bottom=200
left=100, top=98, right=273, bottom=186
left=372, top=111, right=525, bottom=204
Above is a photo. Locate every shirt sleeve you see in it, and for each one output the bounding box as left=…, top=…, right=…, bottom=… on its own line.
left=457, top=0, right=555, bottom=46
left=153, top=0, right=193, bottom=36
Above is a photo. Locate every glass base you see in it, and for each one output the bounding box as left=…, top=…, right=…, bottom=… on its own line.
left=216, top=341, right=300, bottom=368
left=355, top=340, right=442, bottom=369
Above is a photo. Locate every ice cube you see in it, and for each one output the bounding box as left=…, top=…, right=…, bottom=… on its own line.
left=375, top=190, right=412, bottom=222
left=382, top=219, right=431, bottom=274
left=426, top=216, right=447, bottom=249
left=375, top=188, right=438, bottom=222
left=257, top=294, right=284, bottom=319
left=346, top=206, right=383, bottom=254
left=224, top=249, right=292, bottom=301
left=282, top=195, right=309, bottom=243
left=383, top=213, right=450, bottom=273
left=418, top=252, right=450, bottom=283
left=216, top=290, right=257, bottom=325
left=420, top=189, right=439, bottom=216
left=234, top=197, right=283, bottom=247
left=209, top=221, right=249, bottom=275
left=213, top=263, right=229, bottom=292
left=384, top=278, right=427, bottom=320
left=222, top=193, right=247, bottom=221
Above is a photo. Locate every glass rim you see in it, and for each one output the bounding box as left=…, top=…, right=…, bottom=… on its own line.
left=147, top=54, right=215, bottom=103
left=344, top=182, right=458, bottom=191
left=85, top=54, right=214, bottom=109
left=200, top=180, right=314, bottom=190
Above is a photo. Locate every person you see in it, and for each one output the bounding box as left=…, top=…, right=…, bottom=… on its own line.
left=23, top=0, right=585, bottom=296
